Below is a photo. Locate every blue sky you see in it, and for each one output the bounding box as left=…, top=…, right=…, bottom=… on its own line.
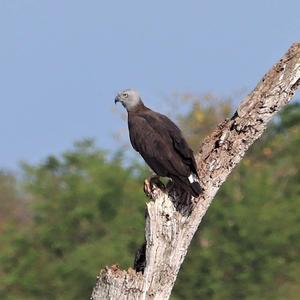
left=0, top=0, right=299, bottom=170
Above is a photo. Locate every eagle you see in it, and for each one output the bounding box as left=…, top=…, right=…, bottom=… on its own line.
left=115, top=89, right=201, bottom=198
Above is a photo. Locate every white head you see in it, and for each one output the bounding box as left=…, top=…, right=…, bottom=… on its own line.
left=114, top=89, right=142, bottom=111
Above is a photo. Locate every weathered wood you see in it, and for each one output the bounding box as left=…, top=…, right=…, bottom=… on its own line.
left=91, top=43, right=300, bottom=300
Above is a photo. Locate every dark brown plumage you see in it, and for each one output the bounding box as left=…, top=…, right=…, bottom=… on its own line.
left=115, top=89, right=201, bottom=197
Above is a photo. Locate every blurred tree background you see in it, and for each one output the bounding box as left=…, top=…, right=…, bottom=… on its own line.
left=0, top=97, right=300, bottom=300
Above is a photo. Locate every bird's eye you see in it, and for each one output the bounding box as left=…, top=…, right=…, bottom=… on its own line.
left=122, top=93, right=128, bottom=98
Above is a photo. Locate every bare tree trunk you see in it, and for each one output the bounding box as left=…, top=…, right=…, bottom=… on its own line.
left=91, top=43, right=300, bottom=300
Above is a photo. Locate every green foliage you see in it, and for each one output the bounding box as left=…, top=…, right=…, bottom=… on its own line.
left=0, top=140, right=146, bottom=299
left=0, top=171, right=30, bottom=231
left=1, top=102, right=300, bottom=300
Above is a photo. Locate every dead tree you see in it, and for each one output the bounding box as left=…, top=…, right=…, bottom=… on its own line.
left=91, top=43, right=300, bottom=300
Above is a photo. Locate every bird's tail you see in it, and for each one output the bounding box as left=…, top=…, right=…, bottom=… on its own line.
left=173, top=174, right=202, bottom=198
left=190, top=181, right=202, bottom=197
left=188, top=172, right=202, bottom=197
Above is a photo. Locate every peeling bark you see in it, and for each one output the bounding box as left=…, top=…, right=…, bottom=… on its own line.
left=91, top=43, right=300, bottom=300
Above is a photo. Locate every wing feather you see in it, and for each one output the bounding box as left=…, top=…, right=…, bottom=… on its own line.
left=128, top=111, right=198, bottom=178
left=136, top=111, right=198, bottom=176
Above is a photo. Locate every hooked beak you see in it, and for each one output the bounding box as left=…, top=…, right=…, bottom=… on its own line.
left=114, top=95, right=120, bottom=104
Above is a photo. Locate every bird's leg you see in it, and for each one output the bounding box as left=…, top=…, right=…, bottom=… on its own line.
left=165, top=179, right=175, bottom=193
left=143, top=175, right=165, bottom=197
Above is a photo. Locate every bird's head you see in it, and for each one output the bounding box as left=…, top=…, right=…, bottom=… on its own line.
left=114, top=89, right=142, bottom=111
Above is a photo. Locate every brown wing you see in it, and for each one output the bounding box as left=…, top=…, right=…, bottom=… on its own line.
left=128, top=113, right=191, bottom=177
left=137, top=110, right=198, bottom=177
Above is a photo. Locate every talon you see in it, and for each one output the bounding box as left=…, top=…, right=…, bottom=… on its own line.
left=143, top=179, right=152, bottom=196
left=143, top=176, right=165, bottom=197
left=151, top=176, right=165, bottom=190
